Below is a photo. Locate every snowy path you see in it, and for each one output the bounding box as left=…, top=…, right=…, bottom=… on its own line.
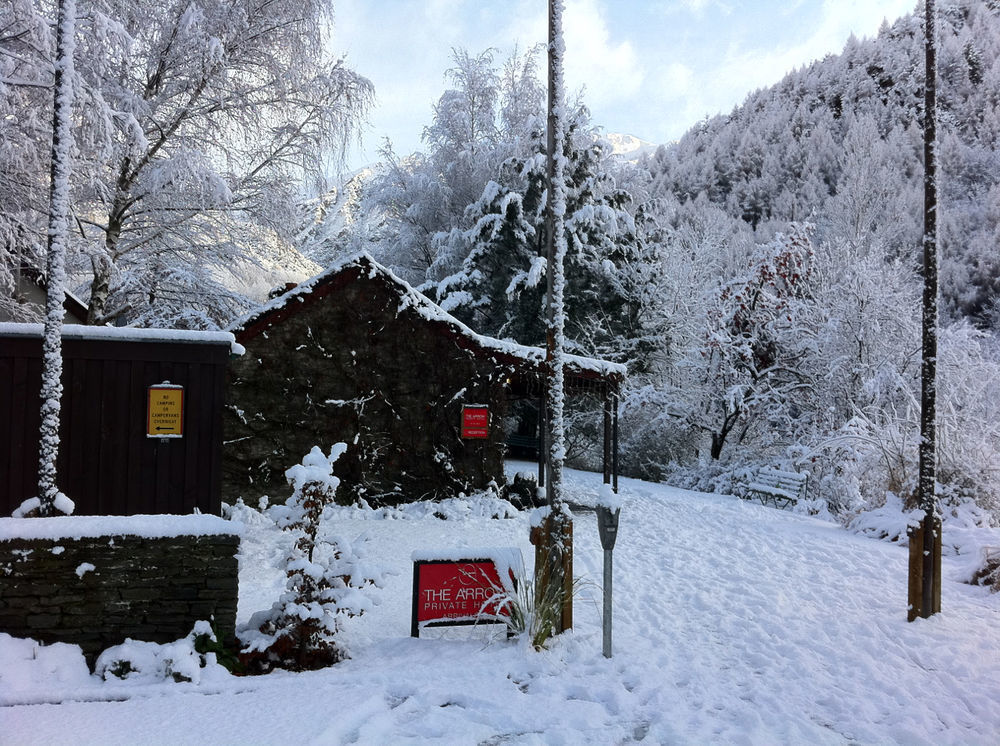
left=572, top=474, right=1000, bottom=743
left=3, top=469, right=1000, bottom=744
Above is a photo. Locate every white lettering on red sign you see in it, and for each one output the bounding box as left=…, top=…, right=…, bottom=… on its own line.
left=462, top=406, right=489, bottom=439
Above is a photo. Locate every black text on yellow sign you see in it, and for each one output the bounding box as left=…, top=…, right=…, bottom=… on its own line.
left=147, top=384, right=184, bottom=438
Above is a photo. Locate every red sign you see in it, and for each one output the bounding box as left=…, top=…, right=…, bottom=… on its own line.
left=411, top=558, right=512, bottom=636
left=462, top=405, right=489, bottom=439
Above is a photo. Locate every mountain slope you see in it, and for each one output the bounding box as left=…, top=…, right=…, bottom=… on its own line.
left=647, top=0, right=1000, bottom=326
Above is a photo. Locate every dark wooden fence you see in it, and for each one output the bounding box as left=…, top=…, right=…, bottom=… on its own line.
left=1, top=325, right=233, bottom=516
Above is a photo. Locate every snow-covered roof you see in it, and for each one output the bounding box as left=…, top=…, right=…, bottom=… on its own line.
left=0, top=322, right=242, bottom=354
left=229, top=252, right=626, bottom=383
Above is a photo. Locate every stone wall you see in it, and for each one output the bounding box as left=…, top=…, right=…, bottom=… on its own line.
left=0, top=531, right=239, bottom=664
left=225, top=263, right=510, bottom=506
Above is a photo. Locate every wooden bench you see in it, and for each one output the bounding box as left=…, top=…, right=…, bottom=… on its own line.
left=743, top=468, right=807, bottom=508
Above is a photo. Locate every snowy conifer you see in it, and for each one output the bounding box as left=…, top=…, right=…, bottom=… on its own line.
left=239, top=445, right=383, bottom=672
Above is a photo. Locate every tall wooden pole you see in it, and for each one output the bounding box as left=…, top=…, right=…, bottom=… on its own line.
left=544, top=0, right=567, bottom=512
left=37, top=0, right=76, bottom=515
left=532, top=0, right=572, bottom=636
left=909, top=0, right=941, bottom=621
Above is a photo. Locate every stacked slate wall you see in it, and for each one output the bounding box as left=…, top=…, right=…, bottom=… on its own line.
left=0, top=516, right=240, bottom=665
left=225, top=266, right=510, bottom=506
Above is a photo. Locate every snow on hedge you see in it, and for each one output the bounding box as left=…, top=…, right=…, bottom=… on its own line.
left=0, top=322, right=242, bottom=354
left=0, top=514, right=241, bottom=541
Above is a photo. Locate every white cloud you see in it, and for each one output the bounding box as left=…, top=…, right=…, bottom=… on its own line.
left=562, top=0, right=645, bottom=105
left=815, top=0, right=916, bottom=46
left=658, top=62, right=695, bottom=100
left=654, top=0, right=733, bottom=18
left=677, top=0, right=723, bottom=12
left=335, top=0, right=922, bottom=167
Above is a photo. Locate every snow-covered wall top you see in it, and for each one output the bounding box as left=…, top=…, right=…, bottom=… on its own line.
left=229, top=251, right=626, bottom=380
left=0, top=322, right=243, bottom=354
left=0, top=514, right=241, bottom=541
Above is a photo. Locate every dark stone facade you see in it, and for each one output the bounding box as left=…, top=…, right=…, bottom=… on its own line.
left=225, top=258, right=513, bottom=506
left=0, top=533, right=239, bottom=664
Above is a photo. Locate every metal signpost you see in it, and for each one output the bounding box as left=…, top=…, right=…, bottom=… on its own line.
left=596, top=504, right=620, bottom=658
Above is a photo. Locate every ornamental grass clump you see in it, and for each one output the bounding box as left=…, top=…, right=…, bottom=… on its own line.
left=493, top=564, right=583, bottom=650
left=499, top=574, right=570, bottom=650
left=238, top=445, right=382, bottom=673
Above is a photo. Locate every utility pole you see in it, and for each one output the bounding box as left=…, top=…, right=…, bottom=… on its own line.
left=908, top=0, right=941, bottom=621
left=36, top=0, right=77, bottom=516
left=532, top=0, right=573, bottom=636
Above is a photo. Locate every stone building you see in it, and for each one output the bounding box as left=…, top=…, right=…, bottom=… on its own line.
left=224, top=253, right=624, bottom=506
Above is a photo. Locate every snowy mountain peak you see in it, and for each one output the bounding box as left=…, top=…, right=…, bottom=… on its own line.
left=604, top=132, right=658, bottom=161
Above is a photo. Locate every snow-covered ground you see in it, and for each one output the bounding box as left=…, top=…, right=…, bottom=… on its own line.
left=3, top=464, right=1000, bottom=744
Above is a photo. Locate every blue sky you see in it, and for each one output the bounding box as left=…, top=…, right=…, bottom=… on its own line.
left=333, top=0, right=917, bottom=169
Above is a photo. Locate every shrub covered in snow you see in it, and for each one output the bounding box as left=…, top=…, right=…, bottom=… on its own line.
left=95, top=621, right=231, bottom=684
left=970, top=547, right=1000, bottom=592
left=238, top=445, right=383, bottom=673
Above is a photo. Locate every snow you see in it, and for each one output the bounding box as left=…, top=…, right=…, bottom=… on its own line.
left=10, top=497, right=41, bottom=518
left=227, top=251, right=626, bottom=380
left=93, top=635, right=230, bottom=687
left=596, top=481, right=624, bottom=512
left=74, top=562, right=95, bottom=578
left=3, top=464, right=1000, bottom=743
left=411, top=546, right=524, bottom=593
left=52, top=491, right=75, bottom=516
left=0, top=514, right=241, bottom=541
left=283, top=444, right=346, bottom=496
left=0, top=322, right=242, bottom=355
left=604, top=132, right=658, bottom=162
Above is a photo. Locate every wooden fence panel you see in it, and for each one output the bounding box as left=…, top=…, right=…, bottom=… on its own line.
left=0, top=329, right=231, bottom=517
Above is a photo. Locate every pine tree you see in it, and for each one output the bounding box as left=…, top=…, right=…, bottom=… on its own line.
left=239, top=446, right=382, bottom=672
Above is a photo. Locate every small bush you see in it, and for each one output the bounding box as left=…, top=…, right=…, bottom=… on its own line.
left=238, top=445, right=382, bottom=674
left=95, top=621, right=229, bottom=684
left=971, top=548, right=1000, bottom=592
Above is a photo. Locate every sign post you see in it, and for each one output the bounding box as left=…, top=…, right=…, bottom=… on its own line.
left=147, top=382, right=184, bottom=439
left=596, top=503, right=620, bottom=659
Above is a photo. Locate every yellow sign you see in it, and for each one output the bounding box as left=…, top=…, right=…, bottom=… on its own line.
left=147, top=384, right=184, bottom=438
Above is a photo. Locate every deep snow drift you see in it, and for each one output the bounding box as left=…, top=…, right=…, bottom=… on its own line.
left=3, top=464, right=1000, bottom=744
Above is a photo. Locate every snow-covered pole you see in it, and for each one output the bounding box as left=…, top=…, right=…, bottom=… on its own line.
left=909, top=0, right=940, bottom=620
left=533, top=0, right=573, bottom=635
left=544, top=1, right=568, bottom=510
left=36, top=0, right=77, bottom=516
